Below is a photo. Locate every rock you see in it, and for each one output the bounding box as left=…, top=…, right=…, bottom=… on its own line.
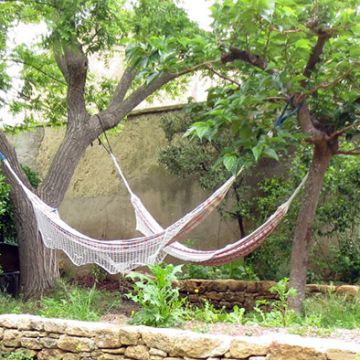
left=96, top=329, right=123, bottom=348
left=119, top=328, right=140, bottom=345
left=3, top=329, right=21, bottom=347
left=99, top=354, right=125, bottom=360
left=0, top=328, right=3, bottom=339
left=149, top=348, right=167, bottom=357
left=40, top=336, right=59, bottom=348
left=142, top=328, right=230, bottom=358
left=37, top=348, right=66, bottom=360
left=229, top=339, right=268, bottom=358
left=21, top=337, right=42, bottom=350
left=44, top=319, right=67, bottom=333
left=326, top=349, right=359, bottom=360
left=150, top=356, right=164, bottom=360
left=267, top=343, right=326, bottom=360
left=103, top=348, right=126, bottom=354
left=124, top=344, right=149, bottom=360
left=22, top=330, right=46, bottom=337
left=58, top=335, right=95, bottom=352
left=62, top=353, right=81, bottom=360
left=0, top=314, right=33, bottom=330
left=335, top=285, right=359, bottom=297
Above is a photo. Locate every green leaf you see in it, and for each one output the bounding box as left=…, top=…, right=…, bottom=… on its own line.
left=223, top=153, right=237, bottom=172
left=251, top=143, right=264, bottom=161
left=263, top=147, right=279, bottom=161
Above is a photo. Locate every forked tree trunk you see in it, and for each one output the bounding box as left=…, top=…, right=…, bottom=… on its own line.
left=288, top=141, right=334, bottom=312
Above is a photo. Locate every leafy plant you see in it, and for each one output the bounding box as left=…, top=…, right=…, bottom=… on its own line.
left=0, top=350, right=34, bottom=360
left=224, top=305, right=246, bottom=325
left=250, top=278, right=297, bottom=327
left=126, top=264, right=186, bottom=327
left=186, top=300, right=227, bottom=323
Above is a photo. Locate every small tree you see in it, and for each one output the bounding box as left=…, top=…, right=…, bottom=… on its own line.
left=185, top=0, right=360, bottom=311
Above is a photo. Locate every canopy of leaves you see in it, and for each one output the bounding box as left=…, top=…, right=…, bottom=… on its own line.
left=186, top=0, right=360, bottom=171
left=0, top=0, right=211, bottom=126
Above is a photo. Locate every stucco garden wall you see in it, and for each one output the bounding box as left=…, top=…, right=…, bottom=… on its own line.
left=1, top=315, right=359, bottom=360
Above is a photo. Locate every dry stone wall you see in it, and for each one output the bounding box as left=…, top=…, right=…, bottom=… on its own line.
left=0, top=315, right=359, bottom=360
left=176, top=280, right=360, bottom=311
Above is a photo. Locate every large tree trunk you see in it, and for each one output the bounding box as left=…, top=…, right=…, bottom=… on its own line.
left=12, top=193, right=59, bottom=298
left=288, top=140, right=334, bottom=312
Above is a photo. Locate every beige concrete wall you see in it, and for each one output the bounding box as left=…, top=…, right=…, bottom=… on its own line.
left=9, top=109, right=240, bottom=259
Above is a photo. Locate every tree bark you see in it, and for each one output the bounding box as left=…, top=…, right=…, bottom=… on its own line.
left=288, top=140, right=334, bottom=312
left=0, top=133, right=59, bottom=298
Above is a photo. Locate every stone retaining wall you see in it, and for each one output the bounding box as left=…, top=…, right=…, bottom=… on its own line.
left=176, top=280, right=360, bottom=311
left=0, top=315, right=359, bottom=360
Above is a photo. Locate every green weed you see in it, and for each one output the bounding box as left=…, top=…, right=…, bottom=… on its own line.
left=126, top=264, right=186, bottom=327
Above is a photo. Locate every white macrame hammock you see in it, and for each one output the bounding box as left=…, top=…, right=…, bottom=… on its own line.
left=2, top=154, right=306, bottom=273
left=2, top=158, right=235, bottom=273
left=109, top=154, right=307, bottom=266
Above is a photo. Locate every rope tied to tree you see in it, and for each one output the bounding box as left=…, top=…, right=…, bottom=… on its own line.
left=275, top=96, right=305, bottom=128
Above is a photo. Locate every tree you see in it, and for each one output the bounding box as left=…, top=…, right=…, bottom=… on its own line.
left=185, top=0, right=360, bottom=311
left=0, top=0, right=218, bottom=297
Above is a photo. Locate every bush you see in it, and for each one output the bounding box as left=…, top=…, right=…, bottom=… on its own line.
left=180, top=259, right=258, bottom=280
left=126, top=264, right=186, bottom=327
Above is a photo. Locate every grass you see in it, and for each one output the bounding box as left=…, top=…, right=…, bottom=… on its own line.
left=0, top=277, right=359, bottom=334
left=0, top=280, right=121, bottom=321
left=303, top=292, right=360, bottom=329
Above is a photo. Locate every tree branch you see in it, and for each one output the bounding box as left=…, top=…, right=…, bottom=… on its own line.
left=303, top=69, right=353, bottom=97
left=206, top=65, right=241, bottom=87
left=92, top=60, right=219, bottom=136
left=109, top=66, right=137, bottom=107
left=221, top=47, right=274, bottom=74
left=303, top=32, right=332, bottom=79
left=5, top=58, right=67, bottom=86
left=55, top=43, right=89, bottom=125
left=330, top=121, right=360, bottom=140
left=335, top=150, right=360, bottom=156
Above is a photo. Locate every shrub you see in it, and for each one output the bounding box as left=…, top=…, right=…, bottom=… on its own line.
left=126, top=264, right=186, bottom=327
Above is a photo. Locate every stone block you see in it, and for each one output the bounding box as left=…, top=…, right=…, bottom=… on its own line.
left=40, top=336, right=59, bottom=348
left=0, top=314, right=33, bottom=330
left=21, top=337, right=42, bottom=350
left=267, top=343, right=326, bottom=360
left=142, top=328, right=230, bottom=358
left=3, top=329, right=21, bottom=347
left=37, top=348, right=66, bottom=360
left=335, top=285, right=359, bottom=297
left=103, top=348, right=126, bottom=354
left=229, top=339, right=268, bottom=358
left=149, top=348, right=167, bottom=357
left=326, top=349, right=359, bottom=360
left=96, top=329, right=123, bottom=348
left=124, top=344, right=149, bottom=360
left=22, top=330, right=46, bottom=337
left=58, top=335, right=95, bottom=352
